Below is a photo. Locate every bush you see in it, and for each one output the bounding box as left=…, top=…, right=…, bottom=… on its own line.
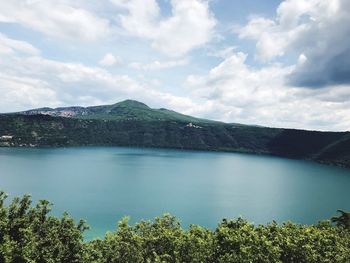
left=0, top=192, right=349, bottom=263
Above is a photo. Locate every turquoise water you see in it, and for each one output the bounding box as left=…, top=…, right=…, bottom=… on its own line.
left=0, top=147, right=349, bottom=240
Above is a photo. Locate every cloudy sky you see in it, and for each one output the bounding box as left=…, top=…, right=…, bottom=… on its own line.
left=0, top=0, right=349, bottom=131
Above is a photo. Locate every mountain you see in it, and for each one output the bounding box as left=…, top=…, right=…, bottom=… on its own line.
left=19, top=100, right=216, bottom=123
left=1, top=100, right=350, bottom=168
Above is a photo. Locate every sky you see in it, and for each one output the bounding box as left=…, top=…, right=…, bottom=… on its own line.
left=1, top=0, right=350, bottom=131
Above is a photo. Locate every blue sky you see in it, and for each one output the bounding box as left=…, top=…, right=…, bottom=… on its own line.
left=0, top=0, right=350, bottom=131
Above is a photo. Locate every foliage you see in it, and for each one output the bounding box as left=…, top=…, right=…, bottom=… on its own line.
left=0, top=192, right=87, bottom=263
left=0, top=192, right=349, bottom=262
left=331, top=209, right=350, bottom=230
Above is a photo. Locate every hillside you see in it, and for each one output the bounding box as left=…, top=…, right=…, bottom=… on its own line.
left=1, top=100, right=350, bottom=168
left=19, top=100, right=216, bottom=123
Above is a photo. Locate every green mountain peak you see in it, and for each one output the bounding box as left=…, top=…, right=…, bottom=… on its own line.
left=113, top=100, right=150, bottom=109
left=18, top=99, right=216, bottom=123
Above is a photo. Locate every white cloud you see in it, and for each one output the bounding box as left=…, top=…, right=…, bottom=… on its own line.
left=98, top=53, right=122, bottom=67
left=207, top=46, right=237, bottom=59
left=0, top=0, right=215, bottom=55
left=129, top=58, right=188, bottom=70
left=185, top=52, right=350, bottom=131
left=0, top=33, right=40, bottom=55
left=238, top=0, right=350, bottom=87
left=238, top=16, right=288, bottom=62
left=112, top=0, right=216, bottom=56
left=0, top=33, right=197, bottom=115
left=0, top=1, right=110, bottom=42
left=0, top=72, right=58, bottom=112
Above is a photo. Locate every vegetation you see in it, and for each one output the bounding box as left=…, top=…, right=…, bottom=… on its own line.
left=17, top=100, right=216, bottom=123
left=1, top=100, right=350, bottom=168
left=0, top=192, right=349, bottom=263
left=332, top=210, right=350, bottom=230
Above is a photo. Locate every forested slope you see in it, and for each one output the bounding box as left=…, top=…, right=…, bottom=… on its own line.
left=0, top=113, right=349, bottom=168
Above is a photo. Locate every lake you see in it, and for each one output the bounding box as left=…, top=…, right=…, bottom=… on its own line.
left=1, top=147, right=350, bottom=240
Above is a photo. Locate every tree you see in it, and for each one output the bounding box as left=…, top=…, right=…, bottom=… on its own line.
left=331, top=209, right=350, bottom=230
left=0, top=192, right=88, bottom=263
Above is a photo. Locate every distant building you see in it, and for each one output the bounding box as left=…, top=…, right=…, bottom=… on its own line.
left=0, top=135, right=13, bottom=141
left=186, top=123, right=202, bottom=129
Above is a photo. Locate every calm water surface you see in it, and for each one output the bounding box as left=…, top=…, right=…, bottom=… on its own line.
left=0, top=147, right=349, bottom=239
